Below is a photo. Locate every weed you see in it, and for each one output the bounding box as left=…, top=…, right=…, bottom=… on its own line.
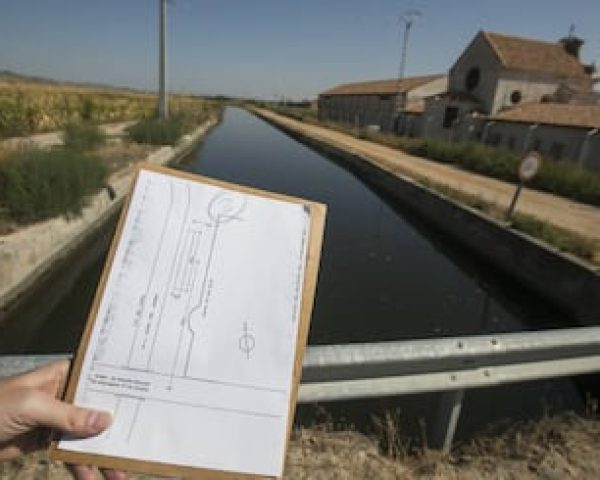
left=511, top=213, right=597, bottom=260
left=126, top=115, right=187, bottom=145
left=62, top=122, right=106, bottom=151
left=0, top=147, right=108, bottom=223
left=126, top=109, right=213, bottom=146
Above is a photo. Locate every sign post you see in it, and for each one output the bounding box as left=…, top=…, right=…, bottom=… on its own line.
left=506, top=151, right=541, bottom=221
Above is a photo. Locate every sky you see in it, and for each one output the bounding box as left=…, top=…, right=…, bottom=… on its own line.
left=2, top=1, right=600, bottom=100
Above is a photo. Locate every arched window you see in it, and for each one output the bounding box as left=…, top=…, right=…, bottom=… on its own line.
left=465, top=67, right=481, bottom=91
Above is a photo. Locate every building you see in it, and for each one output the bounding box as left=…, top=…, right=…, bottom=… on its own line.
left=317, top=75, right=446, bottom=132
left=319, top=30, right=600, bottom=169
left=419, top=31, right=599, bottom=169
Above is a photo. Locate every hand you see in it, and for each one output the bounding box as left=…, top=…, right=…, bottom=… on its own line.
left=0, top=359, right=126, bottom=480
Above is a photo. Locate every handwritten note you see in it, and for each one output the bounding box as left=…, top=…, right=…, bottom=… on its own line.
left=58, top=168, right=312, bottom=477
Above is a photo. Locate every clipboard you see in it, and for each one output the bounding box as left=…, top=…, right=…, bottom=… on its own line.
left=50, top=163, right=326, bottom=478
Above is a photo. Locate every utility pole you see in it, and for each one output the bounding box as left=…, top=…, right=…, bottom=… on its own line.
left=158, top=0, right=168, bottom=119
left=395, top=10, right=421, bottom=131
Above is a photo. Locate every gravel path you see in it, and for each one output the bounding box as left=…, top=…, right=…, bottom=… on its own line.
left=256, top=109, right=600, bottom=242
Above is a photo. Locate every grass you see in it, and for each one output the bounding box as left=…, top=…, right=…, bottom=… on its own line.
left=0, top=147, right=108, bottom=224
left=419, top=177, right=598, bottom=263
left=62, top=121, right=106, bottom=151
left=265, top=105, right=600, bottom=207
left=511, top=213, right=598, bottom=261
left=126, top=115, right=188, bottom=146
left=126, top=107, right=217, bottom=146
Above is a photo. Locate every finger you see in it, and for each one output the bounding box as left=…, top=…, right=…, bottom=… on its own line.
left=100, top=468, right=128, bottom=480
left=67, top=464, right=97, bottom=480
left=0, top=442, right=23, bottom=461
left=19, top=390, right=112, bottom=437
left=1, top=360, right=69, bottom=393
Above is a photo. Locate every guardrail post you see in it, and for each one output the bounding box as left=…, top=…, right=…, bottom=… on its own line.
left=429, top=388, right=464, bottom=453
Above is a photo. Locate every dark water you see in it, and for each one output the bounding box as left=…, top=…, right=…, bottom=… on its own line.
left=0, top=107, right=588, bottom=441
left=184, top=109, right=571, bottom=342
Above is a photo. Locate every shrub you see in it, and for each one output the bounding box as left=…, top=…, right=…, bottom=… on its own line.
left=0, top=147, right=108, bottom=223
left=512, top=213, right=597, bottom=260
left=126, top=115, right=187, bottom=145
left=62, top=122, right=106, bottom=151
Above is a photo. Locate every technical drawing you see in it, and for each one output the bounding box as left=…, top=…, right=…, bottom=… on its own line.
left=172, top=229, right=203, bottom=297
left=239, top=322, right=256, bottom=360
left=72, top=170, right=310, bottom=459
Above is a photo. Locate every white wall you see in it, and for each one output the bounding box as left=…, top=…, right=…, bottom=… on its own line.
left=448, top=33, right=501, bottom=113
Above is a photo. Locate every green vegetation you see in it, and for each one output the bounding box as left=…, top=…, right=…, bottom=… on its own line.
left=126, top=108, right=216, bottom=146
left=126, top=115, right=188, bottom=146
left=419, top=177, right=598, bottom=263
left=511, top=213, right=597, bottom=261
left=266, top=105, right=600, bottom=207
left=402, top=139, right=600, bottom=207
left=0, top=147, right=107, bottom=224
left=62, top=121, right=106, bottom=151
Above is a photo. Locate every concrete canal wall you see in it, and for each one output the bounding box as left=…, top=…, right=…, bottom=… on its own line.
left=253, top=110, right=599, bottom=323
left=0, top=118, right=218, bottom=322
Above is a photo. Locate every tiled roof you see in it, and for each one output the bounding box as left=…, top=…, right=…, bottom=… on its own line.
left=483, top=31, right=589, bottom=78
left=491, top=103, right=600, bottom=129
left=321, top=75, right=443, bottom=96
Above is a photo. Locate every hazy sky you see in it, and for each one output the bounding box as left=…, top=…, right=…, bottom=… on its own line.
left=2, top=1, right=600, bottom=99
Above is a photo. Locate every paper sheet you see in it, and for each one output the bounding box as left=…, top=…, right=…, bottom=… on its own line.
left=59, top=169, right=310, bottom=477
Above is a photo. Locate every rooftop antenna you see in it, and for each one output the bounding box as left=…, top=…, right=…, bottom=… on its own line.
left=158, top=0, right=170, bottom=119
left=568, top=23, right=576, bottom=38
left=398, top=10, right=422, bottom=81
left=395, top=10, right=422, bottom=125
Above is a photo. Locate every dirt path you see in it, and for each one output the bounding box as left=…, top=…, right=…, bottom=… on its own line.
left=0, top=121, right=135, bottom=150
left=256, top=109, right=600, bottom=242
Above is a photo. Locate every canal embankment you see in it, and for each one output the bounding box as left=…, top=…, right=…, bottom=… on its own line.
left=0, top=116, right=219, bottom=323
left=252, top=108, right=600, bottom=322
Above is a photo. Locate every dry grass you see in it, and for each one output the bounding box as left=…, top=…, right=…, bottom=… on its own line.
left=94, top=140, right=157, bottom=173
left=2, top=412, right=600, bottom=479
left=0, top=80, right=208, bottom=138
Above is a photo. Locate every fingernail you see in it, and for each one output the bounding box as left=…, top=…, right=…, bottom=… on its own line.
left=86, top=411, right=112, bottom=431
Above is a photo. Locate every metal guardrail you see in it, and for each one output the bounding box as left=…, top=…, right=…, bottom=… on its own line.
left=2, top=325, right=600, bottom=452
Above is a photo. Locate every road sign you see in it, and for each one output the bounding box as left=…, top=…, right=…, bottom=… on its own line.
left=518, top=151, right=542, bottom=182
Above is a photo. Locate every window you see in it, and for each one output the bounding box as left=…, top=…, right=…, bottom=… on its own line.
left=465, top=67, right=481, bottom=91
left=510, top=90, right=522, bottom=104
left=443, top=106, right=459, bottom=128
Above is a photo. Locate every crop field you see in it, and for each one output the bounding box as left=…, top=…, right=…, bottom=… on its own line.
left=0, top=75, right=208, bottom=138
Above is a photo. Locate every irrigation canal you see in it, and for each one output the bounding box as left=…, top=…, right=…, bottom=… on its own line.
left=0, top=107, right=589, bottom=440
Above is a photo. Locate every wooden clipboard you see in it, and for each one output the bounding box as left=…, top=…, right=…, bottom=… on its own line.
left=49, top=162, right=327, bottom=479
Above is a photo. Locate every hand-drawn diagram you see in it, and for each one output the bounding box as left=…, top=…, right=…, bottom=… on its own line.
left=61, top=169, right=311, bottom=477
left=239, top=321, right=256, bottom=360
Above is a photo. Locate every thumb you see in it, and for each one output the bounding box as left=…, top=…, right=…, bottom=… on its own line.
left=19, top=390, right=112, bottom=437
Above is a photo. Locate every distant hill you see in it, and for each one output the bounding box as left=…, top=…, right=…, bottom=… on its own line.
left=0, top=69, right=153, bottom=95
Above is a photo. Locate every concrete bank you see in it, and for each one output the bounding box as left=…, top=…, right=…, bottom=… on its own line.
left=0, top=117, right=218, bottom=321
left=252, top=110, right=599, bottom=322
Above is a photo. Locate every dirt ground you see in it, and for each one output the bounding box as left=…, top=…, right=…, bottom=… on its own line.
left=256, top=109, right=600, bottom=243
left=2, top=412, right=599, bottom=479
